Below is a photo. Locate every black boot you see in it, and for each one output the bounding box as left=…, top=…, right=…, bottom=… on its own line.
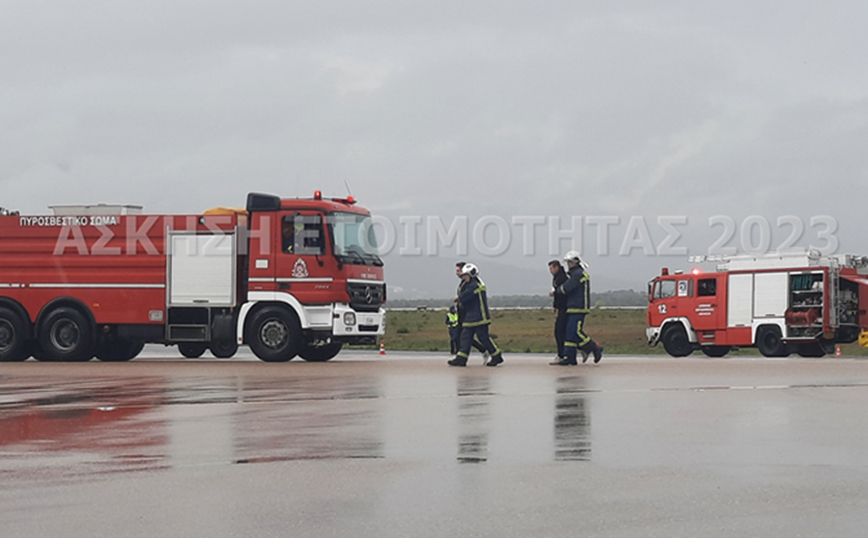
left=485, top=353, right=503, bottom=367
left=592, top=343, right=604, bottom=364
left=448, top=357, right=467, bottom=367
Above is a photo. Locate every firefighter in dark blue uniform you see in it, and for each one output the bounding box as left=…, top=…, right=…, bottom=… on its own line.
left=551, top=251, right=603, bottom=365
left=549, top=260, right=569, bottom=361
left=453, top=261, right=488, bottom=359
left=448, top=263, right=504, bottom=367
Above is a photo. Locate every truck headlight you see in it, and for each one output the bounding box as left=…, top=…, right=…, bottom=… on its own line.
left=343, top=312, right=357, bottom=326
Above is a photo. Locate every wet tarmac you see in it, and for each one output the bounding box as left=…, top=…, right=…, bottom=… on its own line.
left=4, top=347, right=868, bottom=537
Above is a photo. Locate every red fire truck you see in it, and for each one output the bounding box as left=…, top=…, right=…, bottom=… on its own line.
left=0, top=192, right=386, bottom=362
left=646, top=252, right=868, bottom=357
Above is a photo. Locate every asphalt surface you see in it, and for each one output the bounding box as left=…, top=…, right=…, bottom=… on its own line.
left=3, top=347, right=868, bottom=537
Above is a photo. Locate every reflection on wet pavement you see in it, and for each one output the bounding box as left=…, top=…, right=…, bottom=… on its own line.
left=9, top=356, right=868, bottom=538
left=554, top=376, right=591, bottom=461
left=10, top=355, right=868, bottom=490
left=457, top=375, right=490, bottom=463
left=232, top=375, right=384, bottom=462
left=0, top=366, right=595, bottom=485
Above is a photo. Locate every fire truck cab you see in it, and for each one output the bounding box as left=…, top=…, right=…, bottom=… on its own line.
left=647, top=252, right=868, bottom=357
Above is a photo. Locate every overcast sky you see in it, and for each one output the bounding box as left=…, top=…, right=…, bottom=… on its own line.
left=3, top=1, right=868, bottom=297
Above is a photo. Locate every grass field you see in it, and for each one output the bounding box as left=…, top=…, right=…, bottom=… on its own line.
left=377, top=307, right=868, bottom=357
left=381, top=308, right=663, bottom=355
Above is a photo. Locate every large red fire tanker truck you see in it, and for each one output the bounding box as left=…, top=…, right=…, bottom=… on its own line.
left=0, top=192, right=386, bottom=362
left=647, top=251, right=868, bottom=357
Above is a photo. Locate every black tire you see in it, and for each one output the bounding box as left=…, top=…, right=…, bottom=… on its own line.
left=756, top=326, right=789, bottom=357
left=247, top=306, right=300, bottom=362
left=210, top=339, right=238, bottom=359
left=209, top=313, right=238, bottom=358
left=701, top=345, right=731, bottom=357
left=661, top=325, right=693, bottom=357
left=178, top=343, right=207, bottom=359
left=38, top=306, right=94, bottom=362
left=96, top=339, right=144, bottom=362
left=796, top=342, right=826, bottom=358
left=299, top=342, right=343, bottom=362
left=0, top=307, right=30, bottom=362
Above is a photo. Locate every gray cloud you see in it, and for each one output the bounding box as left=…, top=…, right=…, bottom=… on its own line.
left=2, top=1, right=867, bottom=295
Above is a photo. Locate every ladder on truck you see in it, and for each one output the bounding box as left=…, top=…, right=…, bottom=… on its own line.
left=829, top=257, right=840, bottom=329
left=689, top=251, right=868, bottom=273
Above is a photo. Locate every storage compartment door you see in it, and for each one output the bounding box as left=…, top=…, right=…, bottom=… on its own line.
left=753, top=272, right=788, bottom=318
left=168, top=232, right=237, bottom=306
left=727, top=273, right=753, bottom=327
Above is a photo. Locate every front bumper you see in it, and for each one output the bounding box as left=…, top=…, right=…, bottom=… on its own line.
left=332, top=303, right=386, bottom=342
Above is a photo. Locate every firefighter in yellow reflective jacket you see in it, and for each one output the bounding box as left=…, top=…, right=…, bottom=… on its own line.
left=448, top=264, right=504, bottom=367
left=550, top=251, right=603, bottom=365
left=446, top=304, right=460, bottom=354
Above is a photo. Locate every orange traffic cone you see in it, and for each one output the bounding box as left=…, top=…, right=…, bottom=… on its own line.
left=379, top=340, right=386, bottom=355
left=836, top=345, right=842, bottom=357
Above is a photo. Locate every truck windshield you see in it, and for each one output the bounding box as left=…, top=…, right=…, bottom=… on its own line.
left=329, top=212, right=383, bottom=266
left=653, top=280, right=676, bottom=300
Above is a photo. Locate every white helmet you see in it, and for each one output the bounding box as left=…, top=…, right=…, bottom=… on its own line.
left=563, top=250, right=582, bottom=263
left=460, top=263, right=479, bottom=277
left=564, top=250, right=589, bottom=270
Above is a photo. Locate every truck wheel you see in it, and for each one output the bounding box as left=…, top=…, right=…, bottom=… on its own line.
left=661, top=325, right=693, bottom=357
left=701, top=345, right=731, bottom=357
left=0, top=307, right=29, bottom=362
left=247, top=306, right=300, bottom=362
left=96, top=339, right=145, bottom=362
left=178, top=343, right=207, bottom=358
left=210, top=340, right=238, bottom=359
left=299, top=342, right=343, bottom=362
left=39, top=307, right=94, bottom=362
left=756, top=326, right=788, bottom=357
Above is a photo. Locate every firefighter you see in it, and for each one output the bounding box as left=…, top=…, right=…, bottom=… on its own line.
left=281, top=217, right=305, bottom=253
left=550, top=251, right=603, bottom=365
left=448, top=263, right=504, bottom=367
left=453, top=261, right=488, bottom=359
left=446, top=303, right=460, bottom=354
left=548, top=260, right=569, bottom=361
left=281, top=218, right=295, bottom=253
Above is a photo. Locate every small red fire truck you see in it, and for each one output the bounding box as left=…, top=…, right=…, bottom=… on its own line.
left=0, top=192, right=386, bottom=362
left=647, top=252, right=868, bottom=357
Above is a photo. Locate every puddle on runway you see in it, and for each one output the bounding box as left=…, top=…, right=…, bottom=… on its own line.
left=5, top=364, right=868, bottom=487
left=0, top=370, right=595, bottom=483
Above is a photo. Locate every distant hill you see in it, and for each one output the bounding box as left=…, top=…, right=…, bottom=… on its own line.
left=386, top=289, right=647, bottom=309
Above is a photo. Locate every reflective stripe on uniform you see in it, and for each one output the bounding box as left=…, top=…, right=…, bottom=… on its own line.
left=575, top=318, right=591, bottom=347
